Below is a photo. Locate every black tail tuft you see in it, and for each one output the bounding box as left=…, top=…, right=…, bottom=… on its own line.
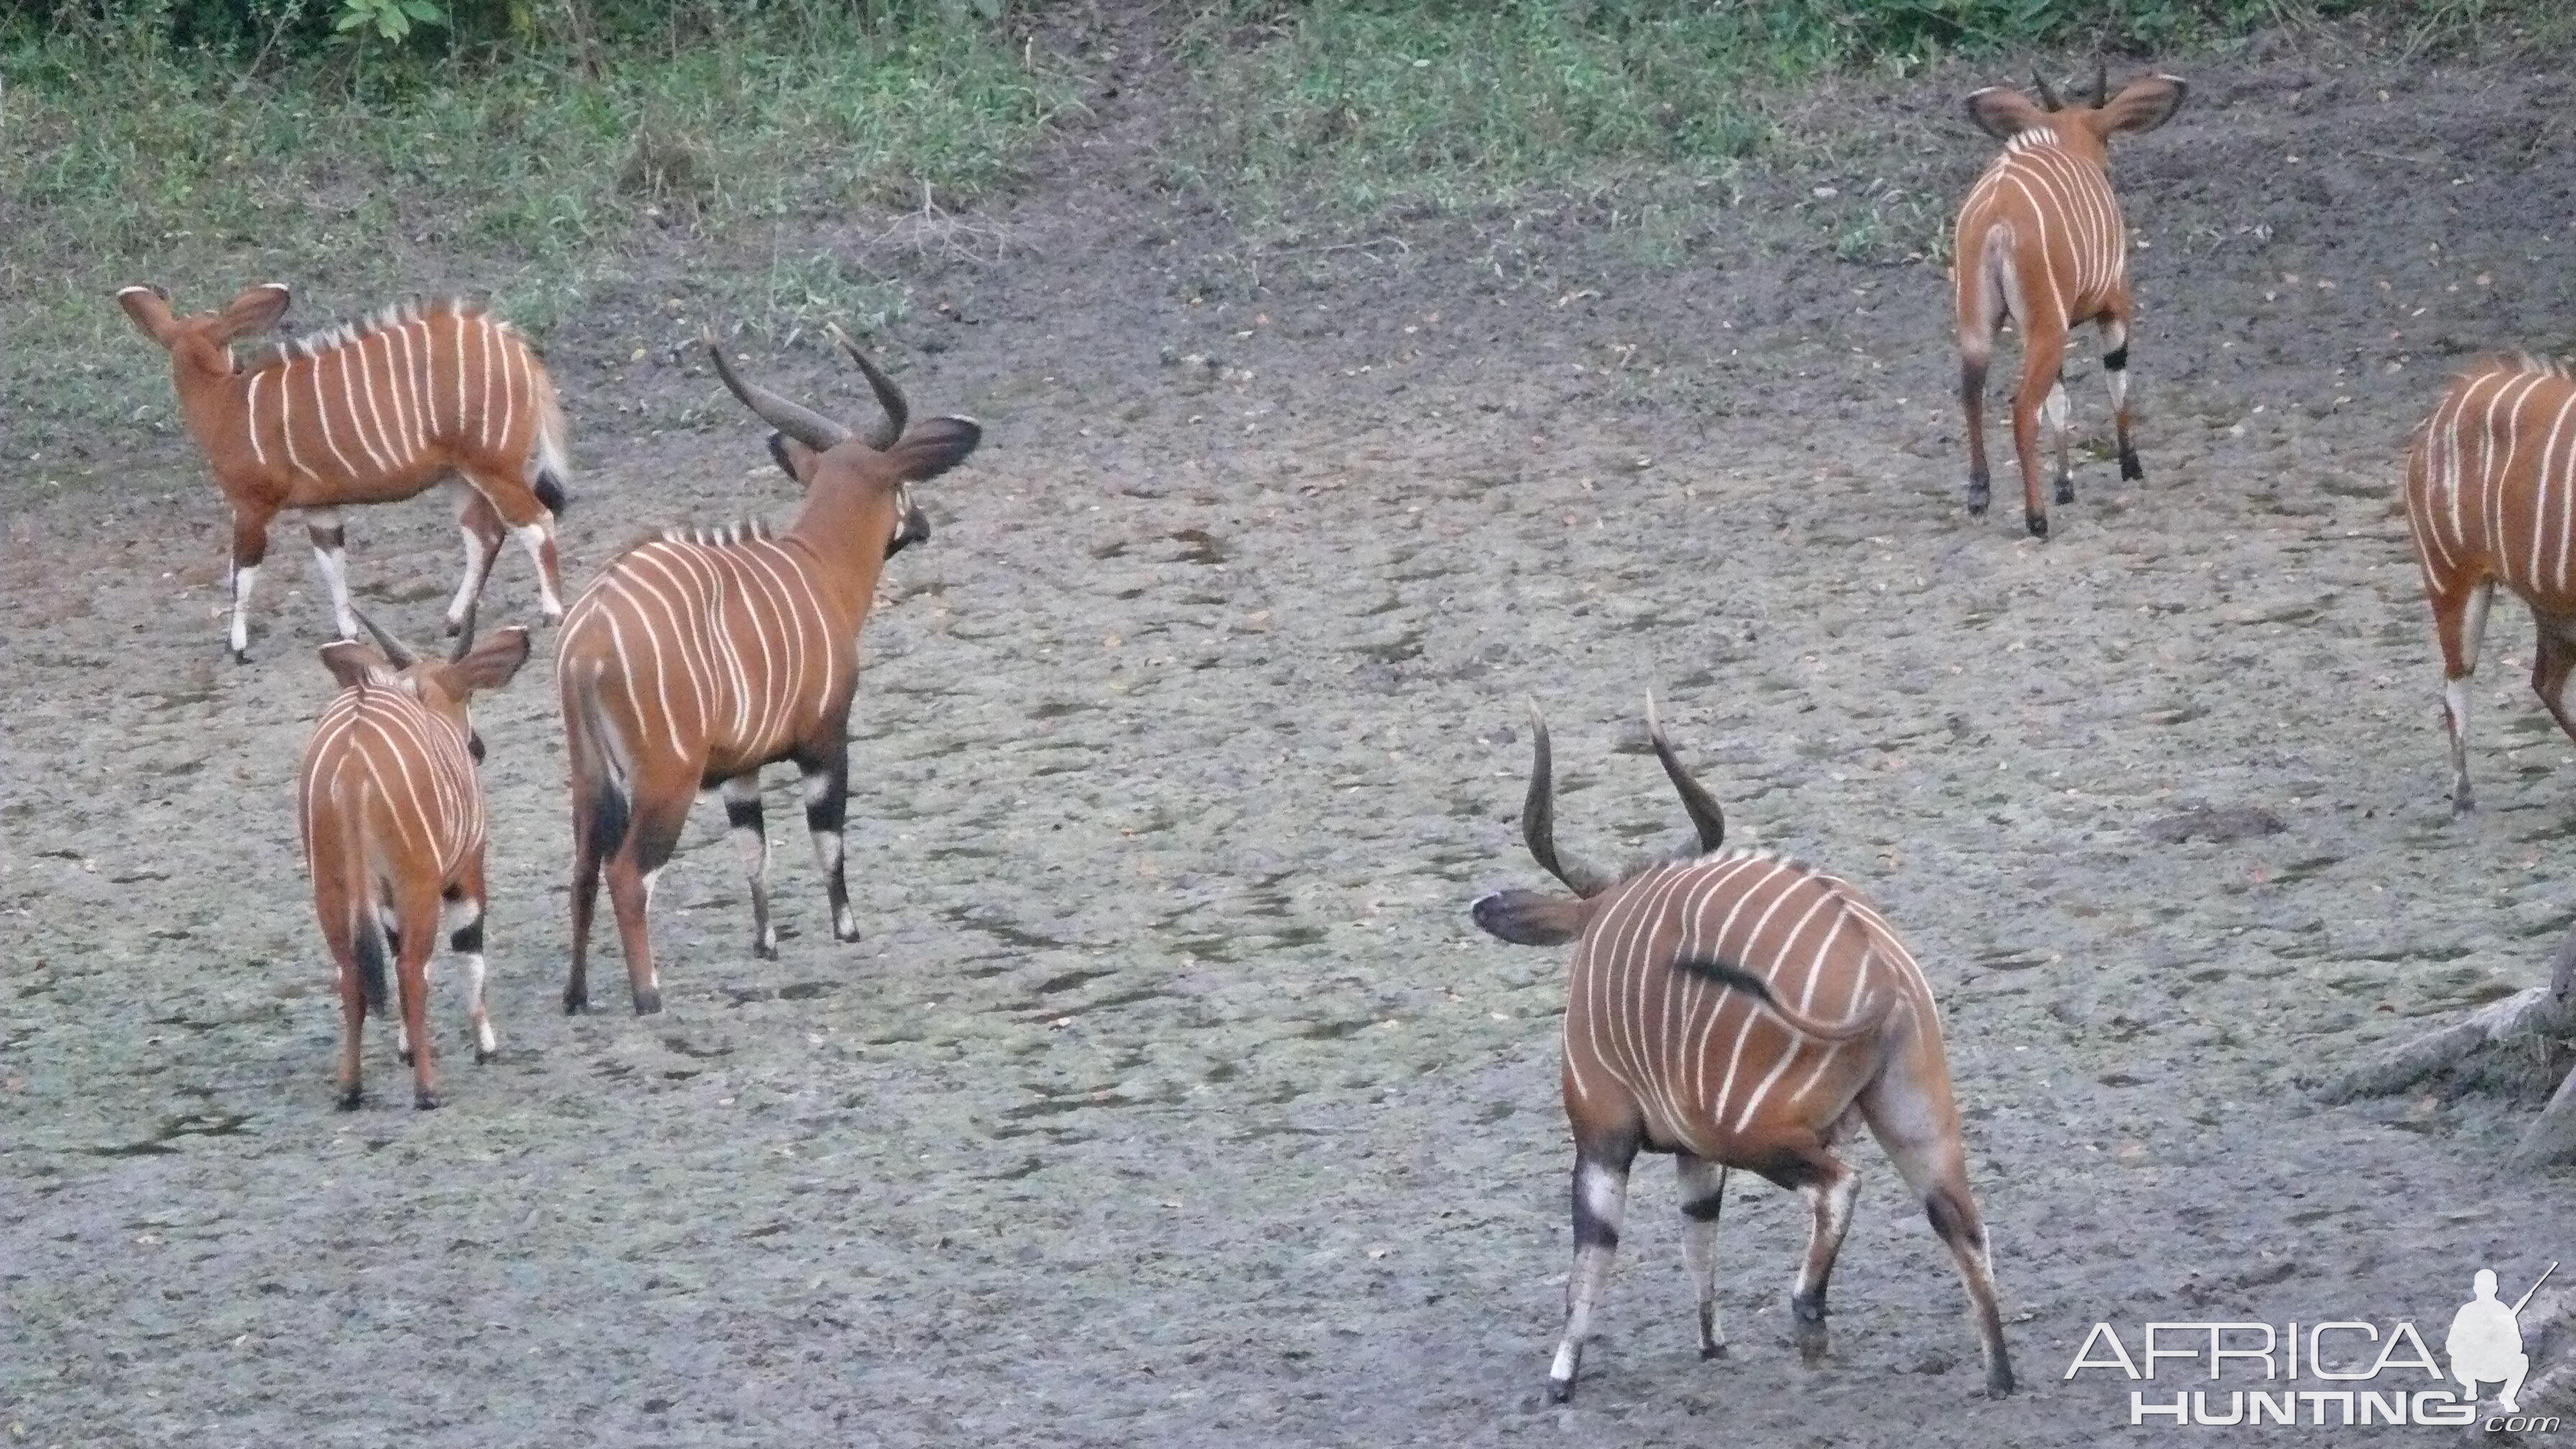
left=352, top=914, right=391, bottom=1017
left=534, top=469, right=570, bottom=518
left=1673, top=955, right=1783, bottom=1006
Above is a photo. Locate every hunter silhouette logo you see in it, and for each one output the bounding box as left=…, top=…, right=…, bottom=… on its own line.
left=2065, top=1259, right=2564, bottom=1428
left=2448, top=1263, right=2555, bottom=1414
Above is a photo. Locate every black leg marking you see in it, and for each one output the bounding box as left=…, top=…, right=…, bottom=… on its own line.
left=801, top=752, right=860, bottom=944
left=449, top=919, right=484, bottom=955
left=2102, top=344, right=2129, bottom=372
left=722, top=777, right=778, bottom=960
left=308, top=523, right=346, bottom=551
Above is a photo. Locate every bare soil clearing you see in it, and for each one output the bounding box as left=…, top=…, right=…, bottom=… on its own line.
left=6, top=28, right=2576, bottom=1448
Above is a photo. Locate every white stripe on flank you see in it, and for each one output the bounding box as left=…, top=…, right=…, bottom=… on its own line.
left=344, top=334, right=394, bottom=475
left=477, top=317, right=496, bottom=454
left=308, top=354, right=359, bottom=480
left=2542, top=387, right=2576, bottom=594
left=453, top=310, right=469, bottom=443
left=277, top=361, right=310, bottom=479
left=496, top=331, right=519, bottom=459
left=244, top=371, right=271, bottom=468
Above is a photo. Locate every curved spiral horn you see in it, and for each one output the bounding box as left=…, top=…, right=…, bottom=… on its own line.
left=446, top=600, right=479, bottom=663
left=827, top=323, right=908, bottom=449
left=2033, top=69, right=2064, bottom=111
left=1644, top=693, right=1726, bottom=855
left=350, top=607, right=420, bottom=670
left=2090, top=59, right=2110, bottom=107
left=1522, top=702, right=1614, bottom=898
left=702, top=328, right=852, bottom=453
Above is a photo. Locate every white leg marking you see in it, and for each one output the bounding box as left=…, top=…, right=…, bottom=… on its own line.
left=1551, top=1161, right=1631, bottom=1394
left=446, top=520, right=494, bottom=628
left=513, top=521, right=562, bottom=619
left=230, top=562, right=260, bottom=657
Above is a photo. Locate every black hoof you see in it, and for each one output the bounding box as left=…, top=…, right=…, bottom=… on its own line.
left=1545, top=1376, right=1573, bottom=1404
left=231, top=648, right=252, bottom=666
left=2119, top=451, right=2143, bottom=482
left=1700, top=1343, right=1728, bottom=1361
left=474, top=1046, right=498, bottom=1065
left=755, top=941, right=780, bottom=962
left=564, top=989, right=588, bottom=1015
left=834, top=925, right=863, bottom=944
left=414, top=1089, right=441, bottom=1110
left=397, top=1047, right=415, bottom=1067
left=1966, top=500, right=1989, bottom=518
left=441, top=617, right=464, bottom=637
left=632, top=989, right=663, bottom=1016
left=1988, top=1365, right=2018, bottom=1397
left=2053, top=477, right=2074, bottom=506
left=2025, top=510, right=2049, bottom=539
left=336, top=1086, right=364, bottom=1111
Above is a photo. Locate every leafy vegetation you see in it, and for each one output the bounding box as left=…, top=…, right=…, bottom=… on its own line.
left=1, top=1, right=1065, bottom=448
left=6, top=0, right=2570, bottom=451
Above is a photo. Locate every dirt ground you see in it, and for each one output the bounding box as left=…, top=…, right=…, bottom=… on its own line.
left=8, top=19, right=2576, bottom=1448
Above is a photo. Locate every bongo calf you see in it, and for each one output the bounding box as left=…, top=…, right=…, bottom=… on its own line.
left=1953, top=66, right=2186, bottom=537
left=298, top=613, right=531, bottom=1108
left=118, top=283, right=571, bottom=660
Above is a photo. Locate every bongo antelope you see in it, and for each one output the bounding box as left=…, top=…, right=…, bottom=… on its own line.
left=555, top=328, right=978, bottom=1015
left=1953, top=65, right=2186, bottom=538
left=1470, top=702, right=2012, bottom=1403
left=2403, top=356, right=2576, bottom=814
left=298, top=612, right=532, bottom=1109
left=117, top=283, right=571, bottom=661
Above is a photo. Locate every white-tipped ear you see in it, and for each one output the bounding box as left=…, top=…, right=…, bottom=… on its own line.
left=117, top=285, right=180, bottom=346
left=216, top=283, right=293, bottom=343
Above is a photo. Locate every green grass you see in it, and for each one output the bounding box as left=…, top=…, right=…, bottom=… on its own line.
left=1162, top=0, right=2571, bottom=237
left=1, top=9, right=1068, bottom=450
